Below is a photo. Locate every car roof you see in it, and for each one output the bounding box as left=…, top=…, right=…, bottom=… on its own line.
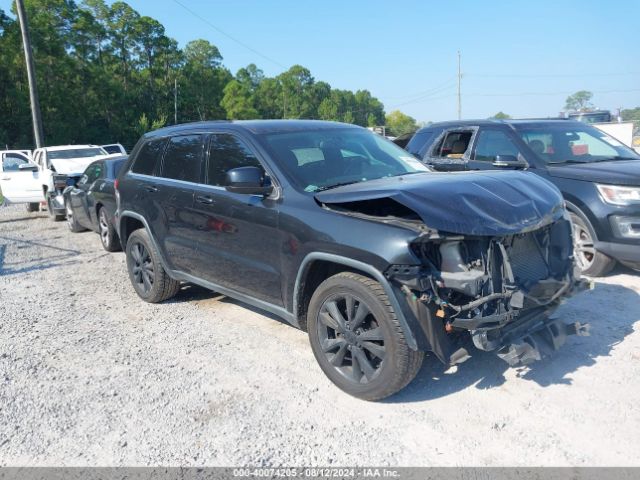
left=144, top=119, right=362, bottom=138
left=417, top=118, right=581, bottom=132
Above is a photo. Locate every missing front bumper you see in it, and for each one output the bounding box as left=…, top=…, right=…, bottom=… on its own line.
left=495, top=319, right=590, bottom=366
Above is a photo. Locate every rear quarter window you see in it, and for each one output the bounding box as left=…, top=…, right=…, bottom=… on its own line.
left=131, top=138, right=167, bottom=176
left=406, top=130, right=436, bottom=158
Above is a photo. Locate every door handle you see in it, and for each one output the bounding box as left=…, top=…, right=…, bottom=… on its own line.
left=145, top=185, right=159, bottom=193
left=1, top=177, right=10, bottom=181
left=196, top=195, right=214, bottom=205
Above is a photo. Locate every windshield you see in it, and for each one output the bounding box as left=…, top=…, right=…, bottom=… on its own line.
left=260, top=128, right=430, bottom=192
left=568, top=112, right=611, bottom=124
left=515, top=124, right=639, bottom=165
left=48, top=148, right=106, bottom=160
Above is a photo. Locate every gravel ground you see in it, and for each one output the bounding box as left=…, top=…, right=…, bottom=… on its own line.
left=0, top=203, right=639, bottom=467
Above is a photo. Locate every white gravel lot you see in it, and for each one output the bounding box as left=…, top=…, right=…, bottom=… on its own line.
left=0, top=203, right=639, bottom=467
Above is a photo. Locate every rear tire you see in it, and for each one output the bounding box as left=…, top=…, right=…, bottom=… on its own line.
left=307, top=272, right=423, bottom=401
left=570, top=213, right=615, bottom=277
left=98, top=207, right=121, bottom=252
left=26, top=202, right=39, bottom=213
left=125, top=228, right=180, bottom=303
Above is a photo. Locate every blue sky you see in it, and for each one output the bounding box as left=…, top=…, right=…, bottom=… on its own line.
left=2, top=0, right=639, bottom=122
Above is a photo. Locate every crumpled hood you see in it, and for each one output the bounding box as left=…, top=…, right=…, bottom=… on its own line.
left=50, top=156, right=105, bottom=175
left=315, top=171, right=565, bottom=236
left=547, top=160, right=640, bottom=186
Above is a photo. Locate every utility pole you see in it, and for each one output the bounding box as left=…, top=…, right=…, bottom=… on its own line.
left=16, top=0, right=44, bottom=148
left=174, top=78, right=178, bottom=125
left=457, top=50, right=462, bottom=120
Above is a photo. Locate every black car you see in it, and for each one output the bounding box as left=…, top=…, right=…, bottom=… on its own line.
left=405, top=119, right=640, bottom=276
left=63, top=155, right=127, bottom=252
left=115, top=120, right=587, bottom=400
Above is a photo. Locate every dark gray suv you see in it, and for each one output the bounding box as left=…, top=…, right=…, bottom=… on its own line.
left=114, top=120, right=588, bottom=400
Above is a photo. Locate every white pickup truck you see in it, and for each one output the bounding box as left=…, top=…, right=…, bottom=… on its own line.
left=0, top=150, right=42, bottom=211
left=0, top=145, right=112, bottom=220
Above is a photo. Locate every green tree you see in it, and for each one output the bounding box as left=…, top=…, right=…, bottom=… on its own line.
left=385, top=110, right=418, bottom=136
left=490, top=111, right=511, bottom=119
left=564, top=90, right=593, bottom=112
left=0, top=1, right=387, bottom=148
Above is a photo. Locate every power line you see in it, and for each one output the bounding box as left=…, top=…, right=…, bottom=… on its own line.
left=467, top=71, right=640, bottom=79
left=465, top=88, right=640, bottom=98
left=170, top=0, right=287, bottom=69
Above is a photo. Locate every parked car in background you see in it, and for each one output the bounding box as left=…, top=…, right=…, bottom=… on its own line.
left=101, top=143, right=127, bottom=155
left=391, top=132, right=415, bottom=149
left=0, top=150, right=42, bottom=211
left=31, top=145, right=111, bottom=221
left=404, top=119, right=640, bottom=275
left=63, top=155, right=127, bottom=251
left=115, top=120, right=587, bottom=400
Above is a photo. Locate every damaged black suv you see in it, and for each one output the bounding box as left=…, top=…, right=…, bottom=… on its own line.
left=115, top=120, right=588, bottom=401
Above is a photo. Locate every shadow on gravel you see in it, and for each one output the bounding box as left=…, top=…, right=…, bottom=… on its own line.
left=0, top=215, right=45, bottom=224
left=385, top=280, right=640, bottom=404
left=0, top=234, right=82, bottom=276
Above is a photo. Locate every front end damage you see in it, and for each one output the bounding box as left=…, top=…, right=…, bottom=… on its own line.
left=316, top=171, right=592, bottom=367
left=386, top=218, right=591, bottom=367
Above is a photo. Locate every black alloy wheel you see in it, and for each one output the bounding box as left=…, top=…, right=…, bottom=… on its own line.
left=317, top=293, right=386, bottom=384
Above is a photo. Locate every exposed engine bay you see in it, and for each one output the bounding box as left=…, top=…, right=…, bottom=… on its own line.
left=315, top=172, right=591, bottom=367
left=385, top=218, right=590, bottom=366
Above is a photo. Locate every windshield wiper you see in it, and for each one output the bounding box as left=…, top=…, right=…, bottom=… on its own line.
left=548, top=160, right=591, bottom=165
left=314, top=181, right=361, bottom=192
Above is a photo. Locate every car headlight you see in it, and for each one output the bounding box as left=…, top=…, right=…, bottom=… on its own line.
left=596, top=184, right=640, bottom=206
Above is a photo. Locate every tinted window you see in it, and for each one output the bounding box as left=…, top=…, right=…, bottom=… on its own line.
left=80, top=163, right=103, bottom=185
left=262, top=128, right=429, bottom=192
left=406, top=130, right=435, bottom=157
left=474, top=130, right=522, bottom=162
left=131, top=138, right=167, bottom=175
left=110, top=159, right=126, bottom=178
left=2, top=153, right=30, bottom=172
left=161, top=135, right=204, bottom=183
left=207, top=134, right=262, bottom=186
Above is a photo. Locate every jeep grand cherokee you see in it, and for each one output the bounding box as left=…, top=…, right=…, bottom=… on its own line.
left=115, top=120, right=588, bottom=401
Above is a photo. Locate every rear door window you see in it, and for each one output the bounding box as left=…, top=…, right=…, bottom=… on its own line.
left=431, top=130, right=474, bottom=158
left=131, top=138, right=167, bottom=176
left=161, top=135, right=205, bottom=183
left=206, top=134, right=263, bottom=187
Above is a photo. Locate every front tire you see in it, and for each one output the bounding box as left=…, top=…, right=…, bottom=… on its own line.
left=47, top=194, right=65, bottom=222
left=307, top=272, right=423, bottom=401
left=26, top=202, right=39, bottom=213
left=98, top=207, right=121, bottom=252
left=570, top=213, right=615, bottom=277
left=125, top=228, right=180, bottom=303
left=65, top=200, right=84, bottom=233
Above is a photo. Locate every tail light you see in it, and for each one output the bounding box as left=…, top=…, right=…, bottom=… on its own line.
left=114, top=178, right=119, bottom=190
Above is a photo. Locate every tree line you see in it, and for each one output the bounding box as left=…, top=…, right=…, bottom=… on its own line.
left=0, top=0, right=390, bottom=149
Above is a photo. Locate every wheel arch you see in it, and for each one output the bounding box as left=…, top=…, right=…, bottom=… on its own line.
left=293, top=252, right=418, bottom=350
left=119, top=211, right=146, bottom=249
left=565, top=200, right=598, bottom=239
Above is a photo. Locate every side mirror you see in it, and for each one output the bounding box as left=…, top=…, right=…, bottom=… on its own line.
left=18, top=163, right=39, bottom=172
left=492, top=155, right=528, bottom=169
left=225, top=166, right=273, bottom=196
